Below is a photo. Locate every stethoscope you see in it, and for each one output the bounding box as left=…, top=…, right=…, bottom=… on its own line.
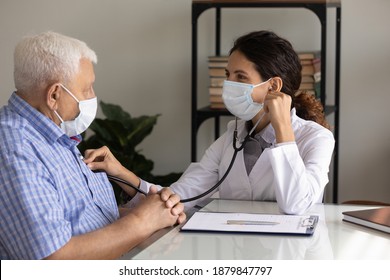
left=107, top=113, right=265, bottom=203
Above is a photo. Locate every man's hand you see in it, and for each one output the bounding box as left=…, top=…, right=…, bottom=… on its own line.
left=153, top=186, right=186, bottom=224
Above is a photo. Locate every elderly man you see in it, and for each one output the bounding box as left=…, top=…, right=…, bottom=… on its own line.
left=0, top=31, right=185, bottom=259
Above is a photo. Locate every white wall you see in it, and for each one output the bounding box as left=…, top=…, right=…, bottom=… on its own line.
left=0, top=0, right=389, bottom=203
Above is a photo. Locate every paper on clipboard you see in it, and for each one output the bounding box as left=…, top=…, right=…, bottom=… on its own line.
left=181, top=212, right=318, bottom=235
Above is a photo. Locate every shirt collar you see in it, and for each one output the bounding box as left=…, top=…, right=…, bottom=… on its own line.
left=8, top=92, right=78, bottom=146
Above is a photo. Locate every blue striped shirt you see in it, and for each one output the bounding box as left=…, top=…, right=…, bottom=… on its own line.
left=0, top=93, right=119, bottom=259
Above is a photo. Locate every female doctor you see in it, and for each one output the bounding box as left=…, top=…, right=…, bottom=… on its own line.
left=84, top=30, right=335, bottom=215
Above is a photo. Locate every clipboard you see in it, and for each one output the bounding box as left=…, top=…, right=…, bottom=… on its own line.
left=181, top=212, right=319, bottom=235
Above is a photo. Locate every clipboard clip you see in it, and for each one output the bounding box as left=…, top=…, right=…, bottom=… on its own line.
left=301, top=217, right=317, bottom=229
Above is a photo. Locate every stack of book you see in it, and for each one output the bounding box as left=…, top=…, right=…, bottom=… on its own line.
left=298, top=51, right=321, bottom=99
left=208, top=56, right=228, bottom=109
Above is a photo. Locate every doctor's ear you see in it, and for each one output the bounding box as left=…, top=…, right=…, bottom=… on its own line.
left=269, top=77, right=283, bottom=92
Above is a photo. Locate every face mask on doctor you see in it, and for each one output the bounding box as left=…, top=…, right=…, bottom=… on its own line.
left=222, top=78, right=271, bottom=121
left=54, top=84, right=97, bottom=137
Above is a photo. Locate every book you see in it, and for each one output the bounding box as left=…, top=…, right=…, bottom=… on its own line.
left=297, top=51, right=321, bottom=99
left=208, top=56, right=228, bottom=109
left=299, top=82, right=315, bottom=90
left=298, top=52, right=317, bottom=60
left=181, top=211, right=319, bottom=235
left=208, top=67, right=226, bottom=77
left=208, top=55, right=229, bottom=62
left=209, top=87, right=222, bottom=95
left=301, top=75, right=315, bottom=83
left=209, top=103, right=226, bottom=109
left=300, top=59, right=314, bottom=66
left=301, top=64, right=315, bottom=76
left=210, top=77, right=226, bottom=87
left=209, top=86, right=224, bottom=108
left=209, top=95, right=223, bottom=104
left=208, top=61, right=228, bottom=68
left=312, top=57, right=321, bottom=82
left=342, top=207, right=390, bottom=234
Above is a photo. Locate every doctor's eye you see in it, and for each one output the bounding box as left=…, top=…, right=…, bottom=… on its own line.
left=225, top=69, right=229, bottom=78
left=237, top=73, right=248, bottom=82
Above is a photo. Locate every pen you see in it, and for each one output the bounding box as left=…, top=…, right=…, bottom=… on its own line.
left=227, top=220, right=279, bottom=226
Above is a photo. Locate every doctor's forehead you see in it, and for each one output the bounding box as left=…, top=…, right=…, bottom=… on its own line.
left=227, top=51, right=256, bottom=70
left=226, top=51, right=259, bottom=77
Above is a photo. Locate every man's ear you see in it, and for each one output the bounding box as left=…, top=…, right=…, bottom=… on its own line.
left=270, top=77, right=283, bottom=92
left=47, top=83, right=61, bottom=110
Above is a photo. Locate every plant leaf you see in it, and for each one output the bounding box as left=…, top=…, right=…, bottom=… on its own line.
left=78, top=101, right=182, bottom=205
left=90, top=119, right=128, bottom=149
left=127, top=114, right=160, bottom=148
left=89, top=118, right=114, bottom=142
left=100, top=101, right=132, bottom=128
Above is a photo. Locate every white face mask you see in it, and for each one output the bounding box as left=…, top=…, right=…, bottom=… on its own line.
left=54, top=84, right=97, bottom=137
left=222, top=79, right=271, bottom=121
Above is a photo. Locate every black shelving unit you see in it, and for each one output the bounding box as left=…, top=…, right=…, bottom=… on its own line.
left=191, top=0, right=341, bottom=203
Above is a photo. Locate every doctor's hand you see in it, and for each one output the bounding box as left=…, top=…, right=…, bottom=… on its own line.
left=263, top=91, right=295, bottom=143
left=83, top=146, right=124, bottom=177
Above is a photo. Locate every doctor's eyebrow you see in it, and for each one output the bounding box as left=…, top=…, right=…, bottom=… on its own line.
left=234, top=70, right=249, bottom=75
left=225, top=69, right=249, bottom=76
left=234, top=70, right=250, bottom=81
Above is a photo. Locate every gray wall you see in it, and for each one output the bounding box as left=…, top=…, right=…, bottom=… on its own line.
left=1, top=0, right=389, bottom=203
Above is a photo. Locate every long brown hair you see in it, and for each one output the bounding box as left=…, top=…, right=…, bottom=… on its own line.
left=230, top=30, right=330, bottom=129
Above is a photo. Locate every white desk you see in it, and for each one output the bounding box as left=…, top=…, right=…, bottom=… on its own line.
left=121, top=200, right=390, bottom=260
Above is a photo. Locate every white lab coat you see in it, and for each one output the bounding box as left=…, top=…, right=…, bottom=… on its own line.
left=133, top=108, right=335, bottom=215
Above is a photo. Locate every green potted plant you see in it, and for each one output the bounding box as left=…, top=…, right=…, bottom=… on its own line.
left=78, top=101, right=182, bottom=204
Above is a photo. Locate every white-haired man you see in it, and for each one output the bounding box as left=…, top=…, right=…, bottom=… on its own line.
left=0, top=31, right=185, bottom=259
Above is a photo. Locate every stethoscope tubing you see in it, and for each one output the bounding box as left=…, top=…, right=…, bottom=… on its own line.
left=107, top=115, right=264, bottom=203
left=107, top=127, right=248, bottom=203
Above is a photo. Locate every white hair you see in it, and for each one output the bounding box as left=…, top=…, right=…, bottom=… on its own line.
left=14, top=31, right=97, bottom=93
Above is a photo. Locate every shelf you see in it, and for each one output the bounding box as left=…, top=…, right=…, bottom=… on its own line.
left=192, top=0, right=341, bottom=7
left=191, top=0, right=341, bottom=202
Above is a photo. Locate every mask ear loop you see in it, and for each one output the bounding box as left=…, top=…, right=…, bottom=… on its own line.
left=247, top=81, right=272, bottom=136
left=53, top=110, right=65, bottom=123
left=249, top=78, right=273, bottom=135
left=267, top=76, right=274, bottom=92
left=248, top=111, right=266, bottom=136
left=60, top=84, right=80, bottom=103
left=253, top=77, right=272, bottom=88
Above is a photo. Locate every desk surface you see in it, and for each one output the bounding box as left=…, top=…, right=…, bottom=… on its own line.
left=121, top=200, right=390, bottom=260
